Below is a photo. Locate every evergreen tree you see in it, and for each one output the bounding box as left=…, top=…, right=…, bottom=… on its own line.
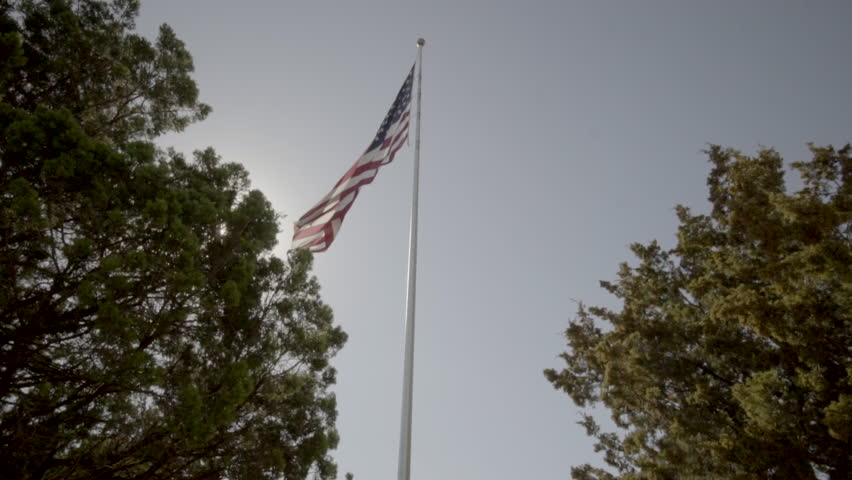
left=1, top=2, right=346, bottom=479
left=546, top=145, right=852, bottom=479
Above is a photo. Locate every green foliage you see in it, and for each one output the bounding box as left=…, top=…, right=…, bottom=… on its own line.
left=1, top=2, right=345, bottom=479
left=546, top=145, right=852, bottom=479
left=1, top=0, right=210, bottom=142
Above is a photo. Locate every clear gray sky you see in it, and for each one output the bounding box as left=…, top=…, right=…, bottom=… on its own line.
left=136, top=1, right=852, bottom=478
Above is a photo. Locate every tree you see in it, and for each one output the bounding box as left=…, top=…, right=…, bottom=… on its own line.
left=545, top=145, right=852, bottom=479
left=1, top=0, right=211, bottom=142
left=1, top=1, right=346, bottom=479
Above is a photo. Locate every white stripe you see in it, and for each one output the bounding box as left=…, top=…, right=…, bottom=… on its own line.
left=383, top=115, right=410, bottom=145
left=328, top=167, right=378, bottom=202
left=297, top=125, right=405, bottom=229
left=291, top=229, right=324, bottom=249
left=296, top=189, right=358, bottom=229
left=356, top=145, right=388, bottom=167
left=355, top=112, right=409, bottom=166
left=297, top=153, right=387, bottom=227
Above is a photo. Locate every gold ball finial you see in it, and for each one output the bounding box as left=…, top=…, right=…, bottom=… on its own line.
left=417, top=38, right=425, bottom=47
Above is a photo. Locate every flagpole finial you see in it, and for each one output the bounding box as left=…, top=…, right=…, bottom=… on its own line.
left=417, top=38, right=425, bottom=47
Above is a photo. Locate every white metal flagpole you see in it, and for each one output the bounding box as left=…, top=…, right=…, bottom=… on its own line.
left=397, top=38, right=424, bottom=480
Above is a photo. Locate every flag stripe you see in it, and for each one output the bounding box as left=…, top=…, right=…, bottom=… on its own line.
left=293, top=192, right=357, bottom=240
left=298, top=129, right=410, bottom=225
left=294, top=114, right=410, bottom=228
left=295, top=169, right=376, bottom=227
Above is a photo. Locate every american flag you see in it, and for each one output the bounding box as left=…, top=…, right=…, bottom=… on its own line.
left=292, top=65, right=414, bottom=252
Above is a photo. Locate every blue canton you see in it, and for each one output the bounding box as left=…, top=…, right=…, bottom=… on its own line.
left=367, top=64, right=414, bottom=152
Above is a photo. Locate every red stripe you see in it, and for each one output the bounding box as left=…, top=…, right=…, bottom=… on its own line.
left=296, top=162, right=371, bottom=223
left=295, top=164, right=381, bottom=227
left=294, top=189, right=362, bottom=240
left=300, top=235, right=327, bottom=251
left=296, top=140, right=401, bottom=222
left=294, top=218, right=334, bottom=241
left=294, top=136, right=408, bottom=227
left=380, top=114, right=410, bottom=151
left=388, top=134, right=408, bottom=159
left=294, top=139, right=403, bottom=234
left=299, top=191, right=361, bottom=251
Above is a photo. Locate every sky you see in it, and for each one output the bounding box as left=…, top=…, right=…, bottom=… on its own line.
left=135, top=1, right=852, bottom=479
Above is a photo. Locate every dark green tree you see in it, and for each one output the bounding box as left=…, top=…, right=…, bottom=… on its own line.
left=545, top=145, right=852, bottom=479
left=1, top=0, right=210, bottom=142
left=1, top=1, right=345, bottom=479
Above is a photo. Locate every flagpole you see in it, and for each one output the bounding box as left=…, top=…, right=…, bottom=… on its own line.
left=398, top=38, right=424, bottom=480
